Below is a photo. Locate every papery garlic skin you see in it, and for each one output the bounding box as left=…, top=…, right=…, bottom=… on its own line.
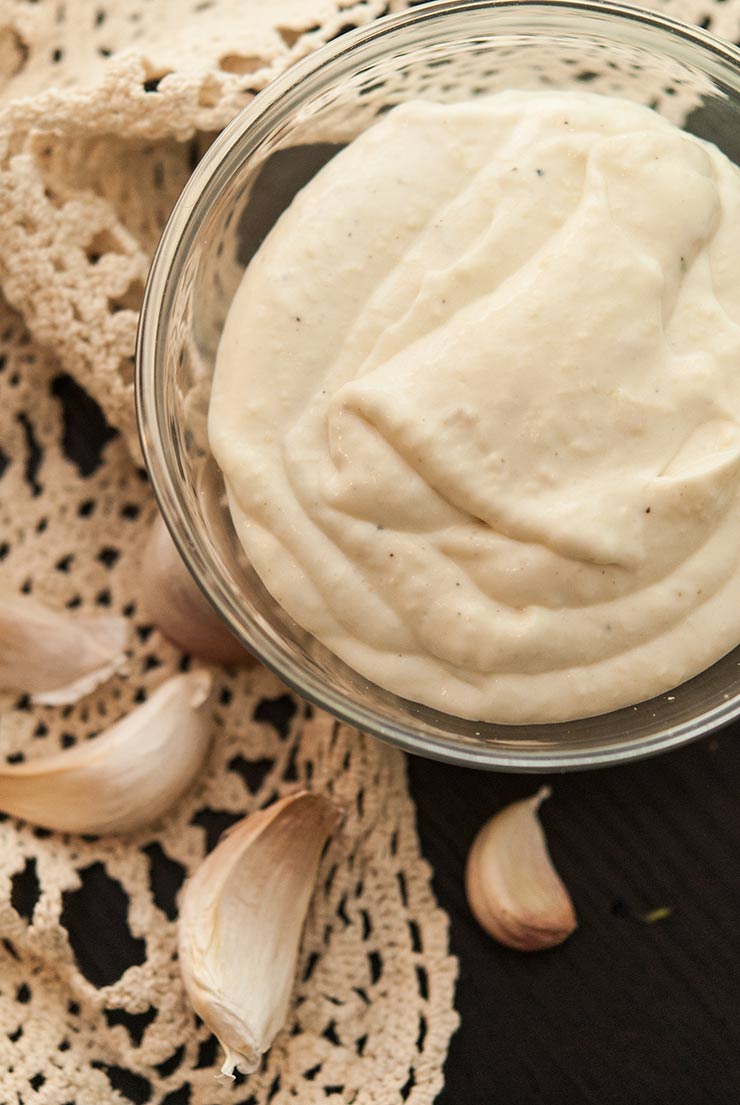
left=141, top=515, right=252, bottom=666
left=0, top=588, right=128, bottom=704
left=465, top=787, right=576, bottom=952
left=178, top=791, right=340, bottom=1080
left=0, top=670, right=211, bottom=834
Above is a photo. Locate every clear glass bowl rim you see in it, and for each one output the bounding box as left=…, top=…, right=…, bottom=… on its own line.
left=136, top=0, right=740, bottom=771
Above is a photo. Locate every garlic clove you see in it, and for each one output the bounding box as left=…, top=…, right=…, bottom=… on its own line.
left=465, top=786, right=576, bottom=952
left=0, top=588, right=128, bottom=705
left=141, top=515, right=253, bottom=666
left=178, top=790, right=341, bottom=1081
left=0, top=670, right=212, bottom=834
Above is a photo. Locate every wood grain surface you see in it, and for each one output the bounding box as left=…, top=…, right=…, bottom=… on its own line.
left=409, top=731, right=740, bottom=1105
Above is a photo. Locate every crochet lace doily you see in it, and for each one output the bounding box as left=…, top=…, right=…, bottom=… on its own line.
left=1, top=0, right=740, bottom=1103
left=0, top=9, right=462, bottom=1104
left=0, top=292, right=458, bottom=1105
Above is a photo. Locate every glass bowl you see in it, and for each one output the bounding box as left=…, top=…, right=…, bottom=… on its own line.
left=136, top=0, right=740, bottom=771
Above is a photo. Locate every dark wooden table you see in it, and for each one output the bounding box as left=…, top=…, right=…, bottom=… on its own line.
left=409, top=730, right=740, bottom=1105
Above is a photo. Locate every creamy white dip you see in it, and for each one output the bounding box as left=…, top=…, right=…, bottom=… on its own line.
left=209, top=90, right=740, bottom=723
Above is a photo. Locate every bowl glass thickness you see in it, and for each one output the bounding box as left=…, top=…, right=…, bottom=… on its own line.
left=137, top=0, right=740, bottom=770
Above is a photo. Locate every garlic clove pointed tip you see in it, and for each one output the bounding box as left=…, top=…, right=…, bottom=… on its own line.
left=179, top=790, right=340, bottom=1079
left=0, top=589, right=129, bottom=704
left=465, top=787, right=576, bottom=953
left=0, top=671, right=212, bottom=835
left=186, top=669, right=213, bottom=708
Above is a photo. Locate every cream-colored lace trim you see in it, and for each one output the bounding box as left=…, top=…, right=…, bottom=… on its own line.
left=0, top=7, right=462, bottom=1103
left=0, top=294, right=458, bottom=1103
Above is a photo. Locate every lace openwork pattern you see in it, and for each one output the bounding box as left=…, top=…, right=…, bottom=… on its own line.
left=0, top=8, right=462, bottom=1102
left=1, top=0, right=740, bottom=1102
left=0, top=297, right=458, bottom=1105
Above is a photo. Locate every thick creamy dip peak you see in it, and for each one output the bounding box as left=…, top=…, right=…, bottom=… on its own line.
left=209, top=90, right=740, bottom=723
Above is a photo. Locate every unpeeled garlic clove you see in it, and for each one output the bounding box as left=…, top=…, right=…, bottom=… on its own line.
left=465, top=786, right=576, bottom=952
left=178, top=790, right=341, bottom=1081
left=0, top=588, right=128, bottom=704
left=0, top=670, right=212, bottom=834
left=141, top=515, right=253, bottom=666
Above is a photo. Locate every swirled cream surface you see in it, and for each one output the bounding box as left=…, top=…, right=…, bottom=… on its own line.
left=209, top=90, right=740, bottom=723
